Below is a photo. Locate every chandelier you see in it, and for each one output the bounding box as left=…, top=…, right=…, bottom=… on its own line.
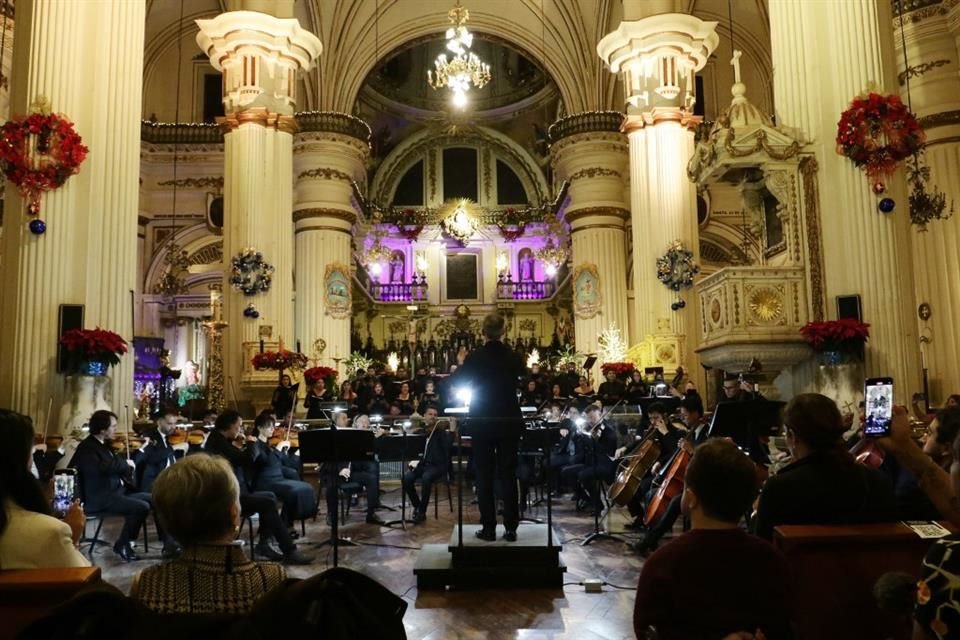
left=361, top=226, right=393, bottom=277
left=535, top=236, right=568, bottom=277
left=427, top=1, right=491, bottom=108
left=153, top=247, right=191, bottom=298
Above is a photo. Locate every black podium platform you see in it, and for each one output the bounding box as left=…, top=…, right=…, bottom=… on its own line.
left=413, top=523, right=565, bottom=590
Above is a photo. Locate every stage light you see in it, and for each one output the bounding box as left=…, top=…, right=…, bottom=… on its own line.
left=333, top=406, right=345, bottom=412
left=545, top=264, right=557, bottom=277
left=455, top=387, right=473, bottom=405
left=371, top=415, right=382, bottom=423
left=574, top=417, right=586, bottom=428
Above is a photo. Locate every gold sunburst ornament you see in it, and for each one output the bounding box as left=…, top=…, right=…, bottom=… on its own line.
left=748, top=288, right=783, bottom=323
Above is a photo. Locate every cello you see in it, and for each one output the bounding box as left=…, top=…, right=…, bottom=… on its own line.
left=608, top=428, right=661, bottom=507
left=644, top=442, right=691, bottom=525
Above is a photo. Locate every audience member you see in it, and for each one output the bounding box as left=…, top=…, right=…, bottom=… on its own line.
left=634, top=439, right=792, bottom=640
left=0, top=409, right=88, bottom=569
left=130, top=454, right=285, bottom=613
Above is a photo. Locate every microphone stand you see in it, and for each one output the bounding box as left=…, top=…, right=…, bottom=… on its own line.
left=582, top=399, right=627, bottom=547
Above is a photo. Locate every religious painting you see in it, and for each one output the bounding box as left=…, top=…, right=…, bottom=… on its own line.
left=324, top=262, right=352, bottom=319
left=518, top=248, right=535, bottom=282
left=572, top=263, right=601, bottom=319
left=445, top=253, right=479, bottom=301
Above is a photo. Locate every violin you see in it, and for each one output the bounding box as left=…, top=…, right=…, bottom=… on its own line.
left=644, top=445, right=691, bottom=525
left=608, top=428, right=661, bottom=507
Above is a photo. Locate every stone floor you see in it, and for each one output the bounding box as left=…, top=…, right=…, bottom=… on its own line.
left=91, top=484, right=650, bottom=640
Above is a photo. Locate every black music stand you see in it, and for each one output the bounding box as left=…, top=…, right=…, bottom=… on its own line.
left=708, top=400, right=785, bottom=465
left=518, top=424, right=562, bottom=542
left=298, top=427, right=375, bottom=567
left=581, top=416, right=626, bottom=547
left=377, top=426, right=427, bottom=529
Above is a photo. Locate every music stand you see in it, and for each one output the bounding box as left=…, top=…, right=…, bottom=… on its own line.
left=376, top=426, right=427, bottom=529
left=708, top=400, right=785, bottom=455
left=298, top=427, right=375, bottom=567
left=518, top=423, right=562, bottom=541
left=581, top=418, right=627, bottom=547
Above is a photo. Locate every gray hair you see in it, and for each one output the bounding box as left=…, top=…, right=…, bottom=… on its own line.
left=152, top=454, right=239, bottom=546
left=482, top=314, right=505, bottom=339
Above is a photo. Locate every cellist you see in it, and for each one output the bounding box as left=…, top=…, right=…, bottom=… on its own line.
left=623, top=402, right=685, bottom=531
left=632, top=393, right=709, bottom=556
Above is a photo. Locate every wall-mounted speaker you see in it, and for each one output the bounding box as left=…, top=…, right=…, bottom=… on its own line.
left=836, top=295, right=862, bottom=322
left=57, top=304, right=84, bottom=373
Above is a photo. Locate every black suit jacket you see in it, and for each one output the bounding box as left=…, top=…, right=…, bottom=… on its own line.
left=584, top=422, right=618, bottom=464
left=421, top=427, right=452, bottom=471
left=598, top=380, right=626, bottom=405
left=204, top=430, right=256, bottom=494
left=450, top=340, right=524, bottom=438
left=70, top=436, right=129, bottom=512
left=250, top=439, right=299, bottom=485
left=137, top=429, right=177, bottom=493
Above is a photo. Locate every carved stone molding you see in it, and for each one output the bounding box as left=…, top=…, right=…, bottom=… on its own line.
left=898, top=59, right=951, bottom=86
left=296, top=167, right=354, bottom=182
left=800, top=157, right=826, bottom=322
left=568, top=167, right=623, bottom=182
left=292, top=207, right=357, bottom=224
left=565, top=206, right=630, bottom=225
left=157, top=176, right=224, bottom=191
left=918, top=109, right=960, bottom=130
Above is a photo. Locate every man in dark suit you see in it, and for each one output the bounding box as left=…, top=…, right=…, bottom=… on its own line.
left=70, top=410, right=151, bottom=562
left=203, top=409, right=313, bottom=565
left=575, top=403, right=619, bottom=514
left=597, top=370, right=626, bottom=406
left=403, top=404, right=451, bottom=523
left=138, top=407, right=178, bottom=494
left=450, top=314, right=525, bottom=541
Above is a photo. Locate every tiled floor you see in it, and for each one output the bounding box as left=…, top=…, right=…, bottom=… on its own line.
left=92, top=484, right=648, bottom=639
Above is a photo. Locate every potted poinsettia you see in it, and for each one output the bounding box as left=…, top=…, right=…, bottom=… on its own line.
left=58, top=327, right=128, bottom=376
left=800, top=319, right=870, bottom=365
left=304, top=366, right=338, bottom=391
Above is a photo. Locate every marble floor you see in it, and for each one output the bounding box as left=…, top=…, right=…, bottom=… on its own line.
left=92, top=484, right=649, bottom=640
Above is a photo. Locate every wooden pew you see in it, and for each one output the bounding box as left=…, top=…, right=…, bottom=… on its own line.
left=774, top=522, right=951, bottom=640
left=0, top=566, right=102, bottom=640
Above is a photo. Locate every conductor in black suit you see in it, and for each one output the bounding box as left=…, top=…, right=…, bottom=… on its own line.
left=451, top=314, right=525, bottom=542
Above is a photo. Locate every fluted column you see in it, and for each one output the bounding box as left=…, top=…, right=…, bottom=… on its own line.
left=293, top=113, right=369, bottom=376
left=550, top=114, right=629, bottom=374
left=897, top=2, right=960, bottom=403
left=196, top=12, right=321, bottom=398
left=0, top=0, right=144, bottom=432
left=770, top=0, right=921, bottom=399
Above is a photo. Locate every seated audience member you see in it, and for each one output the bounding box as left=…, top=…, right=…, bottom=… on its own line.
left=70, top=410, right=152, bottom=562
left=634, top=439, right=792, bottom=640
left=131, top=454, right=285, bottom=613
left=250, top=412, right=316, bottom=534
left=0, top=409, right=89, bottom=569
left=403, top=404, right=451, bottom=523
left=753, top=393, right=898, bottom=540
left=203, top=410, right=313, bottom=565
left=323, top=411, right=385, bottom=526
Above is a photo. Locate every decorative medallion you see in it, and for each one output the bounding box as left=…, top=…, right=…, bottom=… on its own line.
left=710, top=297, right=723, bottom=325
left=323, top=262, right=352, bottom=319
left=747, top=287, right=784, bottom=323
left=572, top=263, right=602, bottom=319
left=656, top=240, right=700, bottom=291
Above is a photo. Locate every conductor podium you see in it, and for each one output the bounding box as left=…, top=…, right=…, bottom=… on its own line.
left=413, top=417, right=565, bottom=590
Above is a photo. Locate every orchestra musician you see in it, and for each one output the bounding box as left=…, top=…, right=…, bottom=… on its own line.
left=137, top=407, right=179, bottom=494
left=450, top=314, right=525, bottom=542
left=322, top=411, right=385, bottom=526
left=623, top=402, right=684, bottom=531
left=632, top=393, right=709, bottom=556
left=69, top=410, right=151, bottom=562
left=549, top=416, right=586, bottom=494
left=249, top=412, right=317, bottom=536
left=575, top=404, right=619, bottom=515
left=403, top=404, right=452, bottom=524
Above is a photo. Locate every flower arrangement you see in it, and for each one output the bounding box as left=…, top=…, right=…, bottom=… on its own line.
left=0, top=108, right=88, bottom=224
left=177, top=384, right=205, bottom=407
left=251, top=350, right=308, bottom=371
left=58, top=328, right=128, bottom=375
left=800, top=319, right=870, bottom=354
left=836, top=92, right=924, bottom=186
left=395, top=208, right=426, bottom=242
left=230, top=248, right=274, bottom=296
left=601, top=362, right=636, bottom=378
left=344, top=352, right=373, bottom=378
left=496, top=208, right=526, bottom=242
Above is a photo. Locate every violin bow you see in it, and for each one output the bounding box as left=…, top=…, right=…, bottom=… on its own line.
left=42, top=396, right=53, bottom=442
left=285, top=411, right=294, bottom=441
left=124, top=404, right=132, bottom=460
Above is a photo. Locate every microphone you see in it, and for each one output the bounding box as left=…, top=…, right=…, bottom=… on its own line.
left=873, top=572, right=918, bottom=615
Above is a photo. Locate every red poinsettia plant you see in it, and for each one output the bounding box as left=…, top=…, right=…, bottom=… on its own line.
left=800, top=319, right=870, bottom=354
left=0, top=111, right=88, bottom=216
left=304, top=366, right=338, bottom=387
left=58, top=328, right=128, bottom=374
left=251, top=350, right=308, bottom=371
left=601, top=362, right=636, bottom=378
left=836, top=92, right=924, bottom=184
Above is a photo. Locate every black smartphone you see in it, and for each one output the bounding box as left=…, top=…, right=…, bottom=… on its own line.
left=864, top=377, right=894, bottom=437
left=52, top=468, right=76, bottom=516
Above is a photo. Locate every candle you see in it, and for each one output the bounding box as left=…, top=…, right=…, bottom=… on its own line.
left=259, top=339, right=265, bottom=353
left=296, top=340, right=301, bottom=353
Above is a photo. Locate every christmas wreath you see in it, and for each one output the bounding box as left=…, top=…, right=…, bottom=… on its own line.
left=0, top=106, right=88, bottom=229
left=836, top=92, right=924, bottom=185
left=496, top=208, right=526, bottom=242
left=656, top=241, right=699, bottom=291
left=394, top=208, right=426, bottom=242
left=230, top=248, right=274, bottom=296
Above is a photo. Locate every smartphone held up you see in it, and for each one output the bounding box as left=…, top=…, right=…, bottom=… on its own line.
left=864, top=377, right=894, bottom=438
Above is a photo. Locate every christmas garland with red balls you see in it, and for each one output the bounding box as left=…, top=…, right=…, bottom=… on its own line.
left=835, top=92, right=924, bottom=185
left=0, top=111, right=88, bottom=227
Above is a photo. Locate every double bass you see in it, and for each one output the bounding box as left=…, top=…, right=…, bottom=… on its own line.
left=608, top=428, right=661, bottom=507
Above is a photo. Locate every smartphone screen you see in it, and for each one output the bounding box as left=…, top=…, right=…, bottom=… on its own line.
left=52, top=470, right=76, bottom=516
left=864, top=377, right=894, bottom=437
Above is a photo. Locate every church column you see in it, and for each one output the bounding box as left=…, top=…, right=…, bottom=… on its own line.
left=769, top=0, right=921, bottom=398
left=895, top=2, right=960, bottom=403
left=549, top=113, right=629, bottom=372
left=293, top=113, right=369, bottom=374
left=0, top=0, right=145, bottom=431
left=598, top=5, right=718, bottom=380
left=196, top=12, right=321, bottom=399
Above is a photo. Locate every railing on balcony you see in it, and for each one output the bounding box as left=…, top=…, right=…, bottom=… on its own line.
left=547, top=111, right=624, bottom=144
left=141, top=121, right=224, bottom=144
left=496, top=278, right=555, bottom=301
left=295, top=111, right=371, bottom=142
left=370, top=280, right=429, bottom=303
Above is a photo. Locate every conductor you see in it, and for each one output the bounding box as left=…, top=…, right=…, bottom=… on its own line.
left=451, top=314, right=525, bottom=542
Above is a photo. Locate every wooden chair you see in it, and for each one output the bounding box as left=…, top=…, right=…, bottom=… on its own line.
left=774, top=522, right=954, bottom=640
left=0, top=567, right=102, bottom=640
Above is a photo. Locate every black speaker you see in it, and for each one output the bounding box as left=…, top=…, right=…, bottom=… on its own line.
left=836, top=295, right=862, bottom=321
left=57, top=304, right=84, bottom=373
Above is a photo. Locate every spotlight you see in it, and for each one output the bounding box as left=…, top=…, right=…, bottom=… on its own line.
left=455, top=387, right=473, bottom=406
left=574, top=417, right=586, bottom=428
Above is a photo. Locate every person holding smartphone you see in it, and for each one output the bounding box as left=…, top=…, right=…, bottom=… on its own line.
left=0, top=409, right=88, bottom=569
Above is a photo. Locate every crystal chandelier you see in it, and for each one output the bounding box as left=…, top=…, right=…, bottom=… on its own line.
left=535, top=236, right=568, bottom=277
left=361, top=226, right=393, bottom=277
left=427, top=1, right=491, bottom=108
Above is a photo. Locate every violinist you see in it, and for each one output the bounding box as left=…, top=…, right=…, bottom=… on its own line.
left=550, top=415, right=586, bottom=494
left=623, top=402, right=684, bottom=530
left=752, top=393, right=897, bottom=540
left=137, top=407, right=178, bottom=494
left=69, top=410, right=150, bottom=562
left=632, top=393, right=707, bottom=556
left=249, top=412, right=316, bottom=537
left=270, top=374, right=298, bottom=420
left=575, top=404, right=618, bottom=514
left=403, top=404, right=451, bottom=524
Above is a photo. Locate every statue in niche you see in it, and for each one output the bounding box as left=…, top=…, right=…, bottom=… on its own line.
left=763, top=192, right=785, bottom=256
left=390, top=250, right=405, bottom=283
left=518, top=248, right=535, bottom=282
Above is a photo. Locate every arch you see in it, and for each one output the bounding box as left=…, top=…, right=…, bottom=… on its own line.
left=370, top=125, right=549, bottom=206
left=144, top=223, right=223, bottom=295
